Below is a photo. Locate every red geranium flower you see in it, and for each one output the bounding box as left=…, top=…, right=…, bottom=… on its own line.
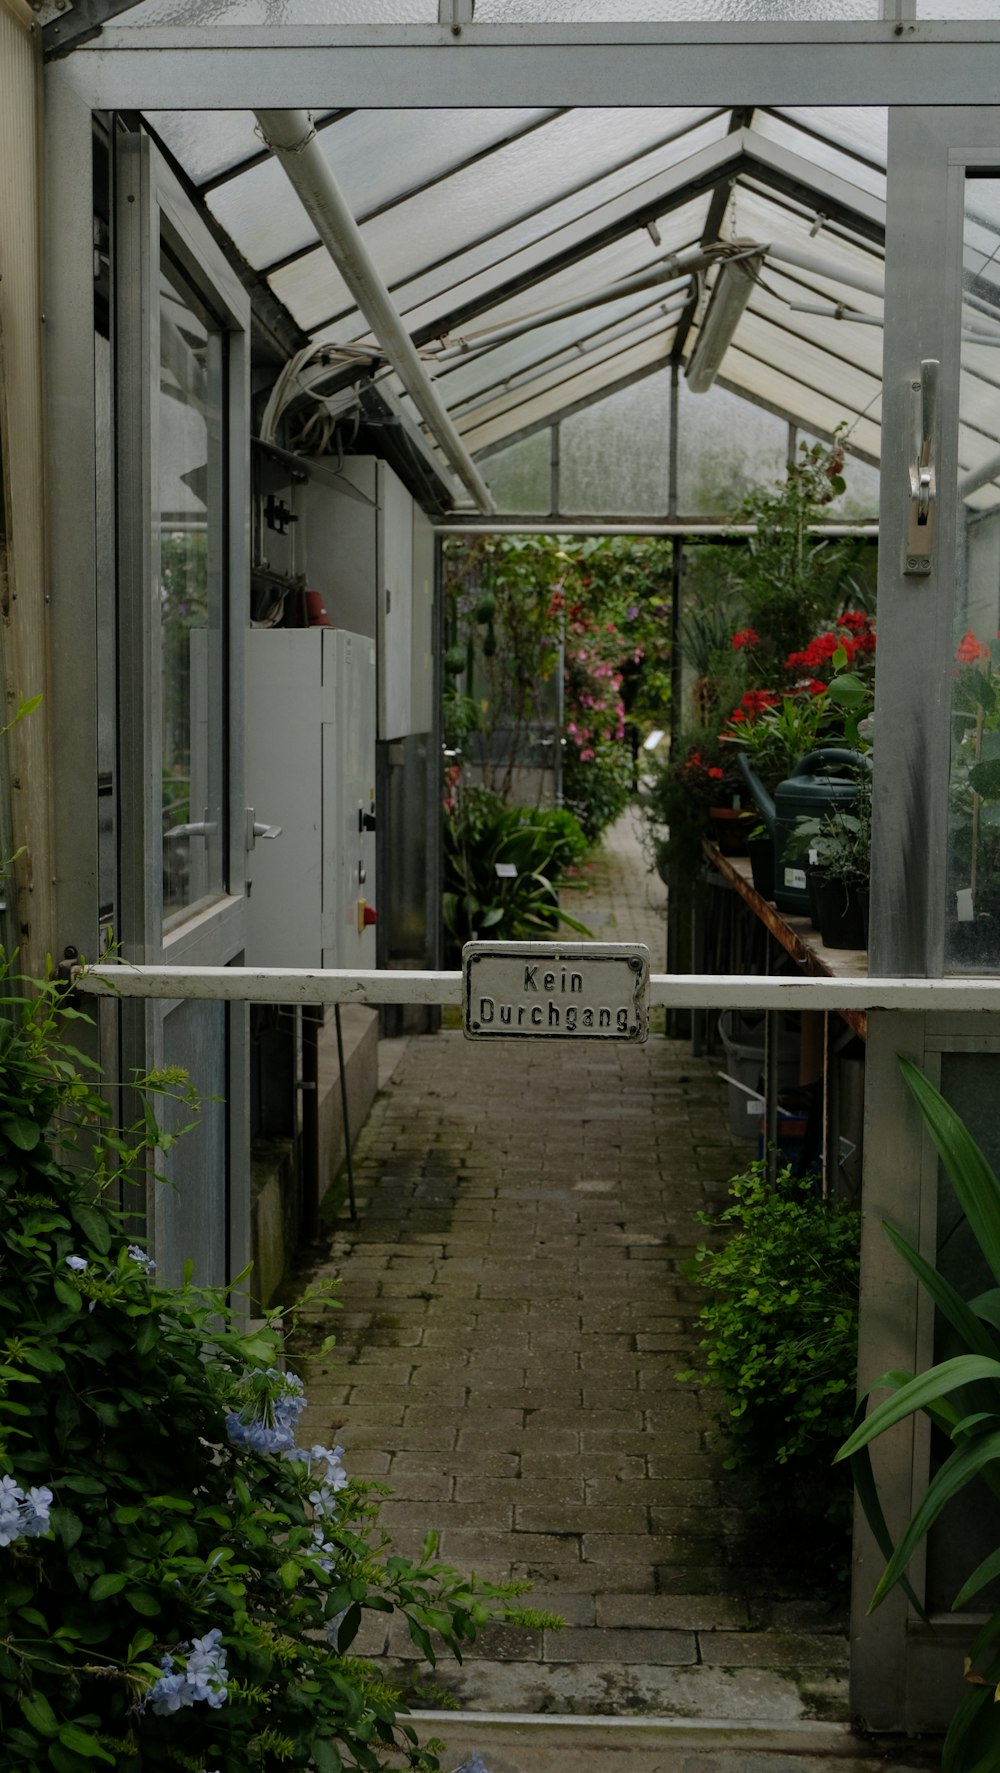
left=956, top=629, right=989, bottom=664
left=732, top=628, right=759, bottom=651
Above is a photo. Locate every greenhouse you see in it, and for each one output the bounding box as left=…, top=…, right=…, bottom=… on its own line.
left=4, top=4, right=1000, bottom=1768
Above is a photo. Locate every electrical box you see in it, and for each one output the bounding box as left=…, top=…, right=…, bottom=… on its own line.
left=245, top=628, right=377, bottom=971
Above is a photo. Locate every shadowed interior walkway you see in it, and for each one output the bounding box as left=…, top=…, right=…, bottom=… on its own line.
left=289, top=810, right=851, bottom=1727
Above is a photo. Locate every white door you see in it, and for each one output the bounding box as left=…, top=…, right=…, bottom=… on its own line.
left=115, top=128, right=251, bottom=1290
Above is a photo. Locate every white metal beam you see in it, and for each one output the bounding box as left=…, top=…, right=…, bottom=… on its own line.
left=72, top=963, right=998, bottom=1014
left=50, top=25, right=1000, bottom=109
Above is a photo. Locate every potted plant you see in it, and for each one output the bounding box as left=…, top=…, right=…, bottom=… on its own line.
left=786, top=772, right=872, bottom=950
left=641, top=726, right=747, bottom=881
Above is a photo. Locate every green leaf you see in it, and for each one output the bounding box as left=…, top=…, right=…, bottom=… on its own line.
left=312, top=1740, right=343, bottom=1773
left=90, top=1573, right=128, bottom=1602
left=55, top=1723, right=116, bottom=1764
left=59, top=1475, right=106, bottom=1496
left=2, top=1115, right=41, bottom=1151
left=835, top=1358, right=986, bottom=1461
left=900, top=1058, right=1000, bottom=1285
left=870, top=1430, right=1000, bottom=1609
left=279, top=1559, right=300, bottom=1591
left=952, top=1545, right=1000, bottom=1610
left=20, top=1692, right=59, bottom=1737
left=70, top=1203, right=111, bottom=1255
left=124, top=1590, right=160, bottom=1616
left=882, top=1221, right=1000, bottom=1362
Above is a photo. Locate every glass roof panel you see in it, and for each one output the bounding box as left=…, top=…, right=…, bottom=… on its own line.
left=730, top=183, right=884, bottom=290
left=479, top=433, right=552, bottom=514
left=128, top=0, right=435, bottom=22
left=676, top=379, right=789, bottom=511
left=721, top=347, right=882, bottom=460
left=728, top=307, right=882, bottom=419
left=293, top=110, right=725, bottom=338
left=751, top=112, right=886, bottom=201
left=436, top=287, right=686, bottom=408
left=773, top=106, right=888, bottom=169
left=743, top=266, right=883, bottom=378
left=457, top=332, right=675, bottom=451
left=146, top=110, right=271, bottom=185
left=207, top=110, right=551, bottom=272
left=293, top=187, right=709, bottom=342
left=452, top=311, right=678, bottom=430
left=475, top=1, right=878, bottom=17
left=560, top=372, right=671, bottom=516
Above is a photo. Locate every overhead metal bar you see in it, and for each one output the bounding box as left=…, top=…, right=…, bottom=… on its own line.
left=254, top=108, right=495, bottom=515
left=434, top=522, right=878, bottom=538
left=50, top=25, right=1000, bottom=107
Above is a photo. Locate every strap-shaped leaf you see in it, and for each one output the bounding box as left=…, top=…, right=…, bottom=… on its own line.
left=883, top=1221, right=1000, bottom=1363
left=844, top=1394, right=927, bottom=1621
left=900, top=1058, right=1000, bottom=1286
left=836, top=1356, right=1000, bottom=1461
left=951, top=1545, right=1000, bottom=1610
left=971, top=1289, right=1000, bottom=1333
left=870, top=1429, right=1000, bottom=1608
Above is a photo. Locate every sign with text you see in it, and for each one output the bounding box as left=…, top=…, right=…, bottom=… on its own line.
left=463, top=941, right=650, bottom=1043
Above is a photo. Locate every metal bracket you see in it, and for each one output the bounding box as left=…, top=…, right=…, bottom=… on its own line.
left=905, top=358, right=938, bottom=577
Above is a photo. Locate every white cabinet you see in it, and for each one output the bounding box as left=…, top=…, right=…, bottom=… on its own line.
left=245, top=628, right=377, bottom=970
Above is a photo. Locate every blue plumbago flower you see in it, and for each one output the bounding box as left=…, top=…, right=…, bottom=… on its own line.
left=127, top=1244, right=156, bottom=1275
left=310, top=1525, right=337, bottom=1575
left=64, top=1255, right=88, bottom=1273
left=324, top=1608, right=348, bottom=1647
left=304, top=1444, right=348, bottom=1519
left=0, top=1475, right=53, bottom=1547
left=226, top=1368, right=307, bottom=1456
left=149, top=1629, right=229, bottom=1715
left=0, top=1475, right=25, bottom=1546
left=455, top=1754, right=491, bottom=1773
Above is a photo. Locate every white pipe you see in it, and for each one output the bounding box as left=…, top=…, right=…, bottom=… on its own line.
left=255, top=109, right=495, bottom=515
left=430, top=270, right=695, bottom=363
left=769, top=238, right=885, bottom=302
left=72, top=963, right=998, bottom=1015
left=960, top=448, right=1000, bottom=500
left=433, top=521, right=879, bottom=537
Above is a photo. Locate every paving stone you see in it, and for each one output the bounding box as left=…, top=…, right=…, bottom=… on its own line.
left=698, top=1632, right=850, bottom=1669
left=542, top=1627, right=697, bottom=1665
left=285, top=809, right=850, bottom=1725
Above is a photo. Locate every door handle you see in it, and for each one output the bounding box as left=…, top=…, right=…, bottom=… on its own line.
left=905, top=358, right=938, bottom=576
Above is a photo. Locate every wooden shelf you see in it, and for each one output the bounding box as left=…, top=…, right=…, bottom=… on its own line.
left=703, top=841, right=868, bottom=1039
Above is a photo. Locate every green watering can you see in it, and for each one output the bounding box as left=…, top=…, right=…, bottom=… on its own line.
left=738, top=748, right=871, bottom=917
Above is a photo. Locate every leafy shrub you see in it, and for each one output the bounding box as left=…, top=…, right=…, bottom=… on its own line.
left=0, top=969, right=555, bottom=1772
left=442, top=786, right=591, bottom=958
left=561, top=738, right=632, bottom=843
left=680, top=1160, right=860, bottom=1542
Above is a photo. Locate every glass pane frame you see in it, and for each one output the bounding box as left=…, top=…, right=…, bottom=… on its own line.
left=115, top=130, right=251, bottom=969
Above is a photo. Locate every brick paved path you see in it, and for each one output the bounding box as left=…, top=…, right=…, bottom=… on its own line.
left=289, top=809, right=849, bottom=1722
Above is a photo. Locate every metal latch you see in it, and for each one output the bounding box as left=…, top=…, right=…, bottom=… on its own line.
left=905, top=358, right=938, bottom=577
left=246, top=808, right=283, bottom=851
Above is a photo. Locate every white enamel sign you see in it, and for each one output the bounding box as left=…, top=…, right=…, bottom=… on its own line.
left=463, top=941, right=650, bottom=1042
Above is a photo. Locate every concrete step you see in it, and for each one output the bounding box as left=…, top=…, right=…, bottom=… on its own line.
left=408, top=1712, right=942, bottom=1773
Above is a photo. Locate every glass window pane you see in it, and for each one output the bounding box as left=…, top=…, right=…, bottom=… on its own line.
left=719, top=345, right=883, bottom=462
left=480, top=432, right=552, bottom=513
left=947, top=177, right=1000, bottom=973
left=559, top=371, right=670, bottom=515
left=128, top=0, right=436, bottom=23
left=800, top=431, right=880, bottom=520
left=476, top=1, right=879, bottom=16
left=159, top=250, right=227, bottom=928
left=676, top=379, right=788, bottom=515
left=917, top=0, right=1000, bottom=15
